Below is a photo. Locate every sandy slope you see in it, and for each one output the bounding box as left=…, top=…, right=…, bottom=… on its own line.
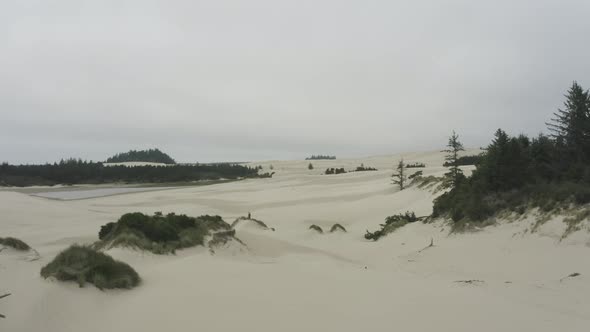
left=1, top=150, right=589, bottom=332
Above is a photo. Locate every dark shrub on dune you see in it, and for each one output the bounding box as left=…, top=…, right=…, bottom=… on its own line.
left=365, top=212, right=418, bottom=241
left=0, top=237, right=31, bottom=251
left=97, top=212, right=233, bottom=254
left=406, top=162, right=425, bottom=168
left=40, top=245, right=140, bottom=290
left=329, top=224, right=347, bottom=233
left=309, top=225, right=324, bottom=234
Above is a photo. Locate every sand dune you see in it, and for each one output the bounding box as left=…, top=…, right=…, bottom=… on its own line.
left=1, top=150, right=589, bottom=331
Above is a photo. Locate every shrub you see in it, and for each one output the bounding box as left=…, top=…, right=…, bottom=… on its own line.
left=329, top=224, right=347, bottom=233
left=309, top=225, right=324, bottom=234
left=325, top=168, right=346, bottom=175
left=0, top=237, right=31, bottom=251
left=96, top=212, right=232, bottom=254
left=40, top=245, right=140, bottom=290
left=406, top=162, right=425, bottom=168
left=365, top=212, right=418, bottom=241
left=354, top=164, right=377, bottom=172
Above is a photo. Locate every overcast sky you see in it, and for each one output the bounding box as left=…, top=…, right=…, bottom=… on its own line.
left=1, top=0, right=590, bottom=163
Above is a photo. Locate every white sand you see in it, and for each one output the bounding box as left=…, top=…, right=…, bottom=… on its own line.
left=1, top=150, right=589, bottom=331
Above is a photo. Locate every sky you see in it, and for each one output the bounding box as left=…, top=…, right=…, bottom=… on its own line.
left=1, top=0, right=590, bottom=164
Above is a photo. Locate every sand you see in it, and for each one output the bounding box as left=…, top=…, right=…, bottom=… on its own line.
left=1, top=150, right=589, bottom=331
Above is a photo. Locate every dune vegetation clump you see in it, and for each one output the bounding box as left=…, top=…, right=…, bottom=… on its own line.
left=365, top=212, right=419, bottom=241
left=40, top=245, right=140, bottom=290
left=96, top=212, right=233, bottom=254
left=309, top=225, right=324, bottom=234
left=406, top=162, right=426, bottom=168
left=329, top=224, right=347, bottom=233
left=354, top=164, right=377, bottom=172
left=231, top=216, right=273, bottom=230
left=325, top=168, right=346, bottom=175
left=0, top=237, right=31, bottom=251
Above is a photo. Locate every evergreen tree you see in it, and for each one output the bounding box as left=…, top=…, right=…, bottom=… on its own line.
left=391, top=159, right=407, bottom=190
left=546, top=81, right=590, bottom=161
left=308, top=163, right=314, bottom=170
left=443, top=131, right=465, bottom=189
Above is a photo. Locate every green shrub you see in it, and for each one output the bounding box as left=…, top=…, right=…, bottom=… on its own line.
left=0, top=237, right=31, bottom=251
left=96, top=212, right=232, bottom=254
left=365, top=212, right=418, bottom=241
left=40, top=245, right=140, bottom=290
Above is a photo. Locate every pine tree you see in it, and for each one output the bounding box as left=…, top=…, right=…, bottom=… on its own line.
left=391, top=159, right=407, bottom=190
left=546, top=81, right=590, bottom=161
left=443, top=131, right=465, bottom=189
left=308, top=163, right=314, bottom=170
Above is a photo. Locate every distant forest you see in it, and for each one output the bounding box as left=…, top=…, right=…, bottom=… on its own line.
left=306, top=155, right=336, bottom=160
left=0, top=159, right=267, bottom=187
left=106, top=149, right=176, bottom=164
left=434, top=82, right=590, bottom=227
left=443, top=154, right=483, bottom=167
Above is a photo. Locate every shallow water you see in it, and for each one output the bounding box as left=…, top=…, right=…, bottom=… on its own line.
left=31, top=187, right=172, bottom=200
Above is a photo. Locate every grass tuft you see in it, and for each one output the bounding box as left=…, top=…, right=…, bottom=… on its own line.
left=40, top=245, right=140, bottom=290
left=309, top=225, right=324, bottom=234
left=329, top=224, right=347, bottom=233
left=0, top=237, right=31, bottom=251
left=96, top=212, right=233, bottom=254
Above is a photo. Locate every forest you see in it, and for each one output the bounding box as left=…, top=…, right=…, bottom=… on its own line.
left=0, top=160, right=264, bottom=186
left=105, top=149, right=176, bottom=164
left=433, top=82, right=590, bottom=227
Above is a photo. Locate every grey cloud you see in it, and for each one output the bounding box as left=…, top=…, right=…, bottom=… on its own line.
left=1, top=0, right=590, bottom=163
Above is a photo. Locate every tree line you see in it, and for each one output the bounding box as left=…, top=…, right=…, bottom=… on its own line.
left=0, top=159, right=264, bottom=186
left=433, top=82, right=590, bottom=225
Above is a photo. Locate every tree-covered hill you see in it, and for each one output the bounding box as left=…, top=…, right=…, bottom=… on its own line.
left=106, top=149, right=176, bottom=164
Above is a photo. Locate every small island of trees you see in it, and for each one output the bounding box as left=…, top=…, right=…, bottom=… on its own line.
left=106, top=148, right=176, bottom=164
left=306, top=155, right=336, bottom=160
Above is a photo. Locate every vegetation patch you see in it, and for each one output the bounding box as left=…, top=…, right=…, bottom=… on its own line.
left=354, top=164, right=377, bottom=172
left=231, top=216, right=273, bottom=230
left=0, top=237, right=31, bottom=251
left=325, top=168, right=346, bottom=175
left=433, top=83, right=590, bottom=232
left=306, top=155, right=336, bottom=160
left=309, top=225, right=324, bottom=234
left=106, top=148, right=176, bottom=164
left=365, top=212, right=419, bottom=241
left=329, top=224, right=347, bottom=233
left=96, top=212, right=233, bottom=254
left=406, top=162, right=426, bottom=168
left=40, top=245, right=140, bottom=290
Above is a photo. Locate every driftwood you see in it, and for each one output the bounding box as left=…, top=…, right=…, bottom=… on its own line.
left=0, top=293, right=10, bottom=318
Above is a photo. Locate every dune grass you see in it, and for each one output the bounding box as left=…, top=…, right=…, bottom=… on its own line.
left=96, top=212, right=233, bottom=254
left=329, top=224, right=347, bottom=233
left=40, top=245, right=140, bottom=290
left=365, top=212, right=419, bottom=241
left=231, top=216, right=271, bottom=230
left=0, top=237, right=31, bottom=251
left=309, top=225, right=324, bottom=234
